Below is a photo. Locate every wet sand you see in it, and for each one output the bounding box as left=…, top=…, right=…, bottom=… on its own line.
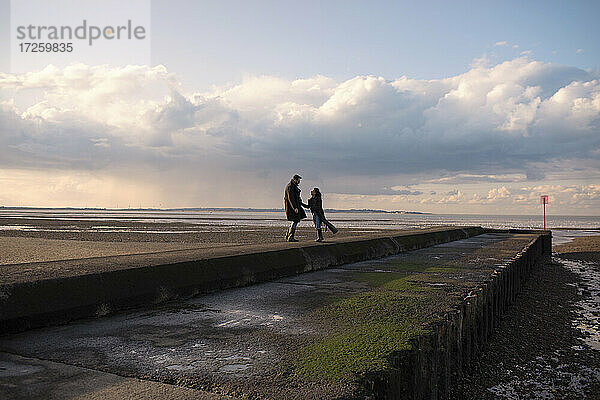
left=0, top=217, right=394, bottom=265
left=554, top=235, right=600, bottom=263
left=0, top=217, right=386, bottom=244
left=452, top=234, right=600, bottom=399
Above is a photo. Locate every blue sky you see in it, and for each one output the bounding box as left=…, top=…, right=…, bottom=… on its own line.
left=0, top=1, right=599, bottom=214
left=150, top=0, right=600, bottom=88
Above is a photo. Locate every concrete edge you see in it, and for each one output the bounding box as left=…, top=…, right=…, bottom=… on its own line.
left=362, top=230, right=552, bottom=399
left=0, top=226, right=485, bottom=334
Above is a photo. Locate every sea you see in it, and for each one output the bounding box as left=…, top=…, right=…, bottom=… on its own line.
left=0, top=208, right=598, bottom=243
left=0, top=208, right=598, bottom=229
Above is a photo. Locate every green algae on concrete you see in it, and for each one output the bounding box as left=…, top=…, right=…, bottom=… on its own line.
left=424, top=266, right=462, bottom=273
left=291, top=245, right=494, bottom=383
left=293, top=273, right=436, bottom=381
left=294, top=321, right=427, bottom=381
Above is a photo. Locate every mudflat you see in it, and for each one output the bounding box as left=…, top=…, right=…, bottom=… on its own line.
left=554, top=234, right=600, bottom=263
left=0, top=216, right=427, bottom=284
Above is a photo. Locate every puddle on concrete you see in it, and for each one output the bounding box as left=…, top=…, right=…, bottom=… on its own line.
left=148, top=354, right=172, bottom=364
left=213, top=309, right=288, bottom=329
left=217, top=355, right=251, bottom=362
left=166, top=364, right=195, bottom=371
left=219, top=363, right=251, bottom=373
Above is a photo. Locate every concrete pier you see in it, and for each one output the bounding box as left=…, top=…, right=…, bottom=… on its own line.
left=0, top=227, right=484, bottom=333
left=0, top=228, right=550, bottom=399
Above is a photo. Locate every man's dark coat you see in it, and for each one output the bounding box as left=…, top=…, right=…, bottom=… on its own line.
left=284, top=180, right=307, bottom=222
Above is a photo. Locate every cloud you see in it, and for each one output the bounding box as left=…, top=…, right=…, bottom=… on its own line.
left=520, top=50, right=532, bottom=56
left=456, top=184, right=600, bottom=209
left=486, top=186, right=511, bottom=201
left=1, top=58, right=599, bottom=185
left=495, top=41, right=508, bottom=47
left=437, top=190, right=465, bottom=204
left=576, top=48, right=584, bottom=55
left=389, top=189, right=423, bottom=196
left=424, top=173, right=529, bottom=184
left=312, top=180, right=425, bottom=196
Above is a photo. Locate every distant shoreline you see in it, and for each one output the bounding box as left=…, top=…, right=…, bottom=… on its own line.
left=0, top=206, right=431, bottom=215
left=1, top=207, right=600, bottom=220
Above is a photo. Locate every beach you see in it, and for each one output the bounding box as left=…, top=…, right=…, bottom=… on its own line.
left=554, top=235, right=600, bottom=263
left=0, top=216, right=395, bottom=265
left=1, top=210, right=598, bottom=266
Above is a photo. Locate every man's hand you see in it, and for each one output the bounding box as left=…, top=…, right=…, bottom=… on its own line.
left=294, top=208, right=299, bottom=213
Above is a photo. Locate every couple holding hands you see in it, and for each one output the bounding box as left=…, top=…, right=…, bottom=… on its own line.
left=284, top=174, right=338, bottom=242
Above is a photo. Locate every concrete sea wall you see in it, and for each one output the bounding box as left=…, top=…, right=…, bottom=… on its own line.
left=364, top=230, right=552, bottom=399
left=0, top=227, right=485, bottom=334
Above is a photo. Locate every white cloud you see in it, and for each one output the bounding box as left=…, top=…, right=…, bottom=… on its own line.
left=487, top=186, right=511, bottom=201
left=576, top=48, right=584, bottom=55
left=495, top=41, right=508, bottom=47
left=425, top=174, right=528, bottom=184
left=2, top=59, right=598, bottom=174
left=1, top=58, right=599, bottom=211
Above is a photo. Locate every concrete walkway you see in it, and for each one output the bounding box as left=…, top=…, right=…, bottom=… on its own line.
left=1, top=227, right=484, bottom=333
left=0, top=231, right=549, bottom=399
left=0, top=352, right=232, bottom=400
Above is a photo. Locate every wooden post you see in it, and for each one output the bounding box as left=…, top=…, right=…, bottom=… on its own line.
left=540, top=195, right=548, bottom=230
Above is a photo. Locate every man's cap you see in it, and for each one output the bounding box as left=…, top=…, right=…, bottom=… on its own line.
left=293, top=174, right=302, bottom=180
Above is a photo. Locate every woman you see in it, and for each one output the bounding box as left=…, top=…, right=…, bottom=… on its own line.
left=306, top=187, right=338, bottom=242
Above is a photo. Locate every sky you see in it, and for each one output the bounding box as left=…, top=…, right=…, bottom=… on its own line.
left=0, top=0, right=599, bottom=215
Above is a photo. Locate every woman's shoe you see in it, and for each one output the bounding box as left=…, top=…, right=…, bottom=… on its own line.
left=315, top=229, right=323, bottom=242
left=288, top=227, right=298, bottom=242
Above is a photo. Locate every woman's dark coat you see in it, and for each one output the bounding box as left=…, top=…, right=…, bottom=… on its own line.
left=307, top=196, right=326, bottom=221
left=307, top=194, right=338, bottom=233
left=284, top=180, right=307, bottom=222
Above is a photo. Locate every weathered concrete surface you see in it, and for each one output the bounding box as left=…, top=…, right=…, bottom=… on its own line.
left=0, top=226, right=484, bottom=333
left=0, top=352, right=232, bottom=400
left=0, top=231, right=550, bottom=399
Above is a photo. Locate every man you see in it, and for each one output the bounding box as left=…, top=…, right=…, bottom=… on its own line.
left=284, top=174, right=307, bottom=242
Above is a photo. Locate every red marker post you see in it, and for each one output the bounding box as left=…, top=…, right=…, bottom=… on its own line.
left=540, top=195, right=549, bottom=230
